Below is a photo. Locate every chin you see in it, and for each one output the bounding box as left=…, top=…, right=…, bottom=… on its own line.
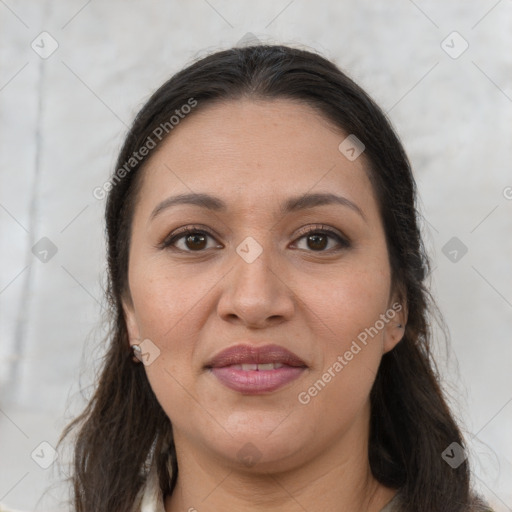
left=203, top=430, right=310, bottom=473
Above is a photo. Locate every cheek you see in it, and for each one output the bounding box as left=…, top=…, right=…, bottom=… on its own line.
left=294, top=269, right=389, bottom=426
left=127, top=257, right=217, bottom=391
left=299, top=258, right=391, bottom=386
left=128, top=257, right=213, bottom=341
left=129, top=266, right=209, bottom=426
left=309, top=260, right=391, bottom=344
left=127, top=268, right=194, bottom=402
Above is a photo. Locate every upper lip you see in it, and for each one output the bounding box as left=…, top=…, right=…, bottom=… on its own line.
left=205, top=344, right=307, bottom=368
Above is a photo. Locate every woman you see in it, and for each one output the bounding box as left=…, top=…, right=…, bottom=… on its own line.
left=58, top=44, right=492, bottom=511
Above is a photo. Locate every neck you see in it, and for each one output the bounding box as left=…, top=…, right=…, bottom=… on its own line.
left=165, top=405, right=398, bottom=512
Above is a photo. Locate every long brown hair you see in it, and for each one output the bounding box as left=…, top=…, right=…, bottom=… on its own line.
left=58, top=44, right=491, bottom=512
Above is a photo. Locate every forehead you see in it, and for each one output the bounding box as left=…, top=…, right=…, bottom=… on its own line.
left=136, top=98, right=378, bottom=218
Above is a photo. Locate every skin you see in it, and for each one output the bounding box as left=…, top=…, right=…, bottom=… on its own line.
left=123, top=98, right=407, bottom=512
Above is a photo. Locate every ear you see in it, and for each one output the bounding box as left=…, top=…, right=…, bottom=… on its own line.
left=382, top=288, right=408, bottom=354
left=122, top=294, right=141, bottom=347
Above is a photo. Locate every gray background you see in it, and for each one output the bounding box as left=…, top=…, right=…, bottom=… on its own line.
left=1, top=1, right=511, bottom=511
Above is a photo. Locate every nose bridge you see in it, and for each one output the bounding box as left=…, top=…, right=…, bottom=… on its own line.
left=217, top=233, right=294, bottom=326
left=233, top=233, right=282, bottom=295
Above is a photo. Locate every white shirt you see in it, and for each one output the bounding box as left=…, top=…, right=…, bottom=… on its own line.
left=132, top=456, right=166, bottom=512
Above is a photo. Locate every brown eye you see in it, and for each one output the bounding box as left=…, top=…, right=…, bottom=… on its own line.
left=305, top=233, right=329, bottom=251
left=182, top=232, right=209, bottom=251
left=162, top=227, right=220, bottom=252
left=293, top=226, right=350, bottom=252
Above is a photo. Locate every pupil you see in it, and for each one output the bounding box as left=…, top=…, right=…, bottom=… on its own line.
left=308, top=234, right=327, bottom=251
left=187, top=234, right=206, bottom=250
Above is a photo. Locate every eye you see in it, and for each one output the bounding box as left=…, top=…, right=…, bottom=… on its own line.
left=160, top=224, right=350, bottom=253
left=292, top=225, right=350, bottom=252
left=160, top=225, right=221, bottom=252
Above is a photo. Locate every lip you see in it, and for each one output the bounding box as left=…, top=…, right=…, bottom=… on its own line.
left=205, top=344, right=308, bottom=395
left=205, top=344, right=307, bottom=369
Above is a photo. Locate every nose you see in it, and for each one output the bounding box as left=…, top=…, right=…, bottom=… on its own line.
left=216, top=241, right=295, bottom=329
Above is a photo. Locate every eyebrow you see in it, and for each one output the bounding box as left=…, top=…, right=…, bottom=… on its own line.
left=150, top=192, right=366, bottom=222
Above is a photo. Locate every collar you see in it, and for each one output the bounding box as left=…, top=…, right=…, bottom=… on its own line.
left=132, top=455, right=167, bottom=512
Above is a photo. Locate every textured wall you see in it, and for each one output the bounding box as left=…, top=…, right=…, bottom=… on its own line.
left=1, top=1, right=511, bottom=510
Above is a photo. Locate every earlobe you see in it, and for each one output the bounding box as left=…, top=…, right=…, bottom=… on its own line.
left=122, top=298, right=141, bottom=346
left=122, top=300, right=143, bottom=363
left=383, top=322, right=406, bottom=354
left=383, top=299, right=408, bottom=354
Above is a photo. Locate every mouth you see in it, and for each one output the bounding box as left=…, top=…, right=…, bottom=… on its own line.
left=224, top=362, right=287, bottom=371
left=205, top=344, right=307, bottom=394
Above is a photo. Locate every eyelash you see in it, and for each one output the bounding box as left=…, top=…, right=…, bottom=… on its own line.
left=160, top=224, right=350, bottom=253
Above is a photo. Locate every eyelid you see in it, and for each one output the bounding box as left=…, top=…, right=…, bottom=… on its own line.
left=294, top=224, right=346, bottom=241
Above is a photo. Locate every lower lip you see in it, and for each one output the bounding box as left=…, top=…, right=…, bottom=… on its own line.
left=210, top=366, right=306, bottom=394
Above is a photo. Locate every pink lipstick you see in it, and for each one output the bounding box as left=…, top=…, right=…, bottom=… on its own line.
left=205, top=344, right=307, bottom=394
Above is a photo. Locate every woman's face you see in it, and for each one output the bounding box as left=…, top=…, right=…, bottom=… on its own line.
left=123, top=98, right=406, bottom=473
